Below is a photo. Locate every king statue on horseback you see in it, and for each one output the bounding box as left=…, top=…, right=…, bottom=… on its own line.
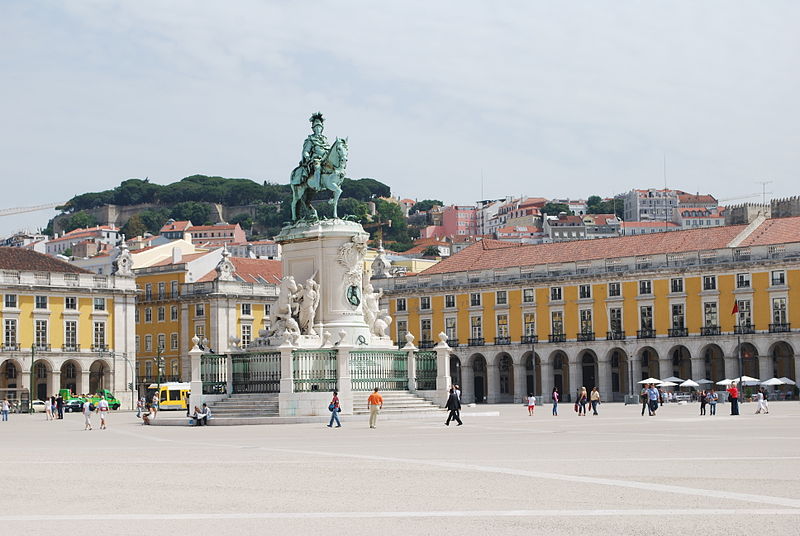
left=289, top=112, right=348, bottom=221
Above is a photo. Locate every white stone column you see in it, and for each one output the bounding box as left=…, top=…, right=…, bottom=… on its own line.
left=691, top=358, right=705, bottom=382
left=659, top=359, right=672, bottom=380
left=568, top=361, right=579, bottom=399
left=461, top=364, right=475, bottom=404
left=631, top=355, right=642, bottom=385
left=336, top=344, right=353, bottom=415
left=407, top=347, right=417, bottom=392
left=278, top=343, right=294, bottom=397
left=51, top=370, right=61, bottom=396
left=486, top=361, right=498, bottom=403
left=513, top=362, right=526, bottom=403
left=758, top=356, right=772, bottom=381
left=724, top=355, right=739, bottom=379
left=80, top=370, right=91, bottom=396
left=225, top=352, right=234, bottom=395
left=794, top=356, right=800, bottom=383
left=188, top=340, right=204, bottom=411
left=598, top=359, right=611, bottom=399
left=434, top=340, right=452, bottom=397
left=540, top=361, right=553, bottom=401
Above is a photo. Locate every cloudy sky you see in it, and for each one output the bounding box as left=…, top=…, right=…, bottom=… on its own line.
left=1, top=1, right=798, bottom=236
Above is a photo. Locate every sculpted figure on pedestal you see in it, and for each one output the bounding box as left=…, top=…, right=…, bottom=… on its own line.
left=371, top=310, right=393, bottom=338
left=298, top=277, right=321, bottom=336
left=362, top=281, right=384, bottom=334
left=288, top=112, right=349, bottom=221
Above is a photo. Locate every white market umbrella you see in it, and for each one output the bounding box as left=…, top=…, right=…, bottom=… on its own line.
left=662, top=376, right=684, bottom=384
left=680, top=379, right=700, bottom=388
left=779, top=377, right=797, bottom=386
left=733, top=375, right=761, bottom=385
left=716, top=379, right=734, bottom=386
left=695, top=379, right=714, bottom=385
left=761, top=377, right=785, bottom=386
left=638, top=377, right=661, bottom=384
left=657, top=381, right=678, bottom=387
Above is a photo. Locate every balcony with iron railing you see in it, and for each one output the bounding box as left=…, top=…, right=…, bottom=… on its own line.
left=494, top=336, right=511, bottom=345
left=734, top=324, right=755, bottom=335
left=548, top=333, right=566, bottom=343
left=606, top=330, right=626, bottom=341
left=668, top=327, right=688, bottom=337
left=700, top=326, right=721, bottom=336
left=577, top=331, right=595, bottom=342
left=2, top=343, right=20, bottom=352
left=521, top=335, right=538, bottom=344
left=91, top=344, right=109, bottom=352
left=418, top=340, right=435, bottom=349
left=447, top=338, right=459, bottom=347
left=61, top=344, right=81, bottom=352
left=467, top=337, right=485, bottom=346
left=33, top=344, right=51, bottom=352
left=637, top=329, right=656, bottom=339
left=769, top=323, right=791, bottom=333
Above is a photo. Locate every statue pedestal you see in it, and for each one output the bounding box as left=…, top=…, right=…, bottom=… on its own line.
left=276, top=219, right=371, bottom=345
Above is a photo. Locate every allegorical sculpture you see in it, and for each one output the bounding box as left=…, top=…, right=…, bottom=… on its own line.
left=268, top=274, right=321, bottom=343
left=289, top=112, right=349, bottom=221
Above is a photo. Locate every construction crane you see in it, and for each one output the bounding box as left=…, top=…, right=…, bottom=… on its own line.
left=0, top=202, right=62, bottom=217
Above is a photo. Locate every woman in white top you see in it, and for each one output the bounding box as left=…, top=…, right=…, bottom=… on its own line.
left=527, top=393, right=536, bottom=416
left=82, top=399, right=93, bottom=430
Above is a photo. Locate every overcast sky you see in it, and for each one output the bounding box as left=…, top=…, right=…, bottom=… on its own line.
left=1, top=1, right=798, bottom=236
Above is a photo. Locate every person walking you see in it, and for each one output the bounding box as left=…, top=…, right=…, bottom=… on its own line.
left=552, top=387, right=559, bottom=416
left=56, top=394, right=64, bottom=419
left=327, top=391, right=342, bottom=428
left=590, top=387, right=601, bottom=415
left=367, top=388, right=383, bottom=429
left=647, top=384, right=660, bottom=416
left=640, top=385, right=649, bottom=416
left=527, top=393, right=536, bottom=416
left=699, top=390, right=707, bottom=416
left=445, top=388, right=462, bottom=426
left=82, top=398, right=93, bottom=431
left=151, top=392, right=159, bottom=418
left=577, top=387, right=588, bottom=416
left=708, top=389, right=718, bottom=415
left=96, top=396, right=109, bottom=430
left=45, top=396, right=54, bottom=421
left=136, top=397, right=144, bottom=419
left=755, top=387, right=769, bottom=414
left=761, top=387, right=770, bottom=414
left=727, top=382, right=740, bottom=415
left=2, top=398, right=10, bottom=421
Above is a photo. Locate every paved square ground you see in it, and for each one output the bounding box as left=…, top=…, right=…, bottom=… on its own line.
left=2, top=401, right=799, bottom=535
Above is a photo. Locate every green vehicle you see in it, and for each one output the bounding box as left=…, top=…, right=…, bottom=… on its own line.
left=61, top=389, right=121, bottom=411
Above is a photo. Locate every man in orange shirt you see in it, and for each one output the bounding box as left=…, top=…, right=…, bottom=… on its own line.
left=367, top=388, right=383, bottom=429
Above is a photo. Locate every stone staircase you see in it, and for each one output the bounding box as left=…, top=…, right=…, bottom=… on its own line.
left=351, top=390, right=444, bottom=416
left=209, top=393, right=279, bottom=419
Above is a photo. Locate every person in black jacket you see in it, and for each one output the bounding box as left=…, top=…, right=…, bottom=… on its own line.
left=445, top=388, right=462, bottom=426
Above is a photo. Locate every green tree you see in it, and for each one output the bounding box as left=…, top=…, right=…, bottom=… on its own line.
left=113, top=178, right=161, bottom=205
left=171, top=202, right=211, bottom=225
left=410, top=199, right=443, bottom=214
left=229, top=213, right=254, bottom=230
left=541, top=202, right=572, bottom=216
left=421, top=245, right=441, bottom=257
left=122, top=214, right=148, bottom=238
left=63, top=211, right=97, bottom=232
left=138, top=208, right=171, bottom=234
left=374, top=199, right=410, bottom=243
left=62, top=248, right=72, bottom=257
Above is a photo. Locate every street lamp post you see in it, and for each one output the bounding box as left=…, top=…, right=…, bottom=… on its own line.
left=29, top=343, right=35, bottom=413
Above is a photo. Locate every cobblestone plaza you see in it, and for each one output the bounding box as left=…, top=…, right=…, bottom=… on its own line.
left=2, top=403, right=799, bottom=535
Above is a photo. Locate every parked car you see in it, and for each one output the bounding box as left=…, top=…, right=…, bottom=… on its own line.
left=63, top=399, right=85, bottom=413
left=30, top=400, right=47, bottom=413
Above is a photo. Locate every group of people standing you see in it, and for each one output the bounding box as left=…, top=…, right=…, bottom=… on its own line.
left=698, top=389, right=719, bottom=415
left=43, top=395, right=65, bottom=420
left=640, top=384, right=661, bottom=416
left=574, top=387, right=602, bottom=416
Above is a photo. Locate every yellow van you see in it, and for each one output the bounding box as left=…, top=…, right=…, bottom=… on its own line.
left=147, top=382, right=190, bottom=411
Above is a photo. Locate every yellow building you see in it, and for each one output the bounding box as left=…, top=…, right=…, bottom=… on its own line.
left=0, top=247, right=136, bottom=405
left=134, top=248, right=279, bottom=389
left=379, top=216, right=800, bottom=404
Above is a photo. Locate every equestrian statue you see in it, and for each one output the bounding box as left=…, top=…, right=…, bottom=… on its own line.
left=289, top=112, right=349, bottom=221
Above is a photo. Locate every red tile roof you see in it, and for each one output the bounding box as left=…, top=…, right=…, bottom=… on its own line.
left=678, top=193, right=717, bottom=204
left=188, top=224, right=240, bottom=232
left=0, top=247, right=90, bottom=273
left=49, top=226, right=118, bottom=244
left=738, top=216, right=800, bottom=247
left=421, top=224, right=748, bottom=275
left=160, top=220, right=192, bottom=233
left=196, top=258, right=282, bottom=283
